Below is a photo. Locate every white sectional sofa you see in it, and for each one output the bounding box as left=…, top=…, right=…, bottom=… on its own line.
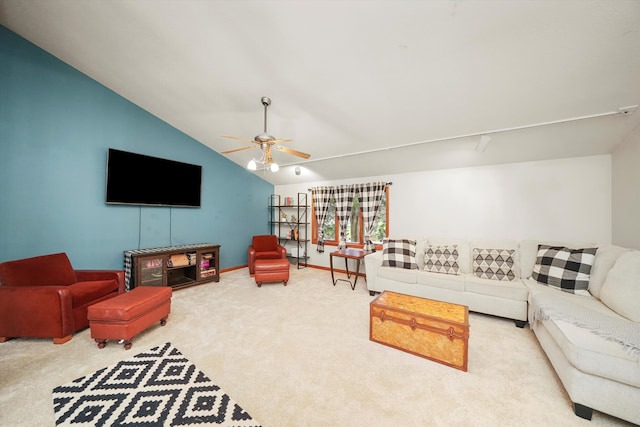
left=364, top=237, right=640, bottom=424
left=365, top=238, right=530, bottom=326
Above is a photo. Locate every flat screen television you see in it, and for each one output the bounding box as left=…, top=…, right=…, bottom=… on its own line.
left=106, top=148, right=202, bottom=207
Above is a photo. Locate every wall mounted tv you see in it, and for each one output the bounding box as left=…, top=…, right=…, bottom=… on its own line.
left=106, top=148, right=202, bottom=207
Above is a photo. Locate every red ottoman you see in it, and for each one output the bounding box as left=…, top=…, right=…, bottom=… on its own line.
left=87, top=286, right=172, bottom=350
left=254, top=259, right=290, bottom=287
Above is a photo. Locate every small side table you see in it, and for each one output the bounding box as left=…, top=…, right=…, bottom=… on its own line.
left=330, top=248, right=369, bottom=290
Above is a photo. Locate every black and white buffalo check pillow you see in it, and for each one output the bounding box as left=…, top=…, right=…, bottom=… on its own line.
left=473, top=248, right=516, bottom=281
left=382, top=239, right=417, bottom=269
left=532, top=245, right=597, bottom=295
left=424, top=245, right=459, bottom=275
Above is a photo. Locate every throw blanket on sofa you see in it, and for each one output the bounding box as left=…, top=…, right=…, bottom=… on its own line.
left=531, top=293, right=640, bottom=362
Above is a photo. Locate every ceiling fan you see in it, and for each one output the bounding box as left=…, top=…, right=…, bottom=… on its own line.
left=221, top=97, right=310, bottom=172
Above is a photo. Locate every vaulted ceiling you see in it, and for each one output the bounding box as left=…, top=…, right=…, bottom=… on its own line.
left=2, top=0, right=639, bottom=185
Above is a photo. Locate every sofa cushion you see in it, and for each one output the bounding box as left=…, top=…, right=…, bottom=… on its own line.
left=530, top=292, right=640, bottom=388
left=251, top=235, right=278, bottom=252
left=423, top=245, right=459, bottom=275
left=68, top=279, right=119, bottom=307
left=600, top=251, right=640, bottom=322
left=532, top=245, right=597, bottom=295
left=417, top=270, right=465, bottom=291
left=254, top=251, right=285, bottom=260
left=465, top=275, right=529, bottom=301
left=472, top=248, right=516, bottom=281
left=378, top=266, right=417, bottom=284
left=382, top=239, right=417, bottom=269
left=588, top=245, right=630, bottom=299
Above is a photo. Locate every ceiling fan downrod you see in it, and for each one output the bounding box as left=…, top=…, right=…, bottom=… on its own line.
left=254, top=96, right=274, bottom=142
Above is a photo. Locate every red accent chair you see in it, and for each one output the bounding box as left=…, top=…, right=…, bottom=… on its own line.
left=248, top=235, right=287, bottom=275
left=0, top=252, right=125, bottom=344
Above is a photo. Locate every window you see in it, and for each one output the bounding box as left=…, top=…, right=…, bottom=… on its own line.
left=312, top=186, right=389, bottom=248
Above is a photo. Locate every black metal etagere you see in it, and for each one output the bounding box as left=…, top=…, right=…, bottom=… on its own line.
left=269, top=193, right=309, bottom=269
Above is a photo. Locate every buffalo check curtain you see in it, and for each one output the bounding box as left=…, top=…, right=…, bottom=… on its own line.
left=355, top=182, right=387, bottom=252
left=334, top=185, right=355, bottom=249
left=311, top=186, right=334, bottom=252
left=312, top=182, right=388, bottom=251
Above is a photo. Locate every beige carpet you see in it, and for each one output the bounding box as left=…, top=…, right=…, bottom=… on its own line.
left=0, top=267, right=634, bottom=426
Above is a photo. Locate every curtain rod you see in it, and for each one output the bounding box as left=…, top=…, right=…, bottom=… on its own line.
left=308, top=182, right=392, bottom=192
left=282, top=105, right=637, bottom=167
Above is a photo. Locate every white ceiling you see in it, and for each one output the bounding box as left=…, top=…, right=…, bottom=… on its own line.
left=2, top=0, right=639, bottom=185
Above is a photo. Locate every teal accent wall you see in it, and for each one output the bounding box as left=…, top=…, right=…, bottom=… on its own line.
left=0, top=25, right=273, bottom=270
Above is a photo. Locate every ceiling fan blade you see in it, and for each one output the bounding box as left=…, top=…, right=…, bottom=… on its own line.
left=222, top=135, right=258, bottom=143
left=270, top=138, right=293, bottom=143
left=274, top=145, right=311, bottom=159
left=221, top=145, right=257, bottom=154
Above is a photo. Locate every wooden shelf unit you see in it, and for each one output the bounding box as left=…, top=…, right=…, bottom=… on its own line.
left=124, top=243, right=220, bottom=291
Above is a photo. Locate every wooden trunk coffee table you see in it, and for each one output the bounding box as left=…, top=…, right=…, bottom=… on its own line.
left=370, top=291, right=469, bottom=371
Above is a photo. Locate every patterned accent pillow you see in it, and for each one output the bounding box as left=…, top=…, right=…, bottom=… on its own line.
left=473, top=248, right=516, bottom=281
left=382, top=239, right=417, bottom=269
left=532, top=245, right=597, bottom=295
left=424, top=245, right=459, bottom=275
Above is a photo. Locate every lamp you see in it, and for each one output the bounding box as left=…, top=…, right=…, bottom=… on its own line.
left=247, top=145, right=280, bottom=172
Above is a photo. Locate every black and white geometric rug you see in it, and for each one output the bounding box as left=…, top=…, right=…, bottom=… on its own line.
left=52, top=342, right=261, bottom=426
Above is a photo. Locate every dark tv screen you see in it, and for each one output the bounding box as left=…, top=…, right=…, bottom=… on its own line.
left=106, top=148, right=202, bottom=207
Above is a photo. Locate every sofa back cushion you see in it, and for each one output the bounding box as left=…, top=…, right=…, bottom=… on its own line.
left=251, top=235, right=278, bottom=252
left=588, top=244, right=630, bottom=298
left=600, top=251, right=640, bottom=321
left=0, top=252, right=77, bottom=287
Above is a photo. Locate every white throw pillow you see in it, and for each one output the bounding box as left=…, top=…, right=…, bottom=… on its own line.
left=472, top=248, right=516, bottom=281
left=600, top=251, right=640, bottom=322
left=424, top=245, right=459, bottom=275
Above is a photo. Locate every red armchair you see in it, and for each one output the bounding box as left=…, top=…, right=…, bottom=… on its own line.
left=0, top=252, right=125, bottom=344
left=248, top=235, right=287, bottom=275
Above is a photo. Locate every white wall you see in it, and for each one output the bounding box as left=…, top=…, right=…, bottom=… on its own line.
left=612, top=125, right=640, bottom=249
left=276, top=155, right=612, bottom=269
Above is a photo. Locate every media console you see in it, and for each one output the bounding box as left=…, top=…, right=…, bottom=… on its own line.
left=124, top=243, right=220, bottom=291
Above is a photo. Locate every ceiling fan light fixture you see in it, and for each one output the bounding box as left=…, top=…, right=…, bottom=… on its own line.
left=270, top=162, right=279, bottom=172
left=247, top=159, right=257, bottom=170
